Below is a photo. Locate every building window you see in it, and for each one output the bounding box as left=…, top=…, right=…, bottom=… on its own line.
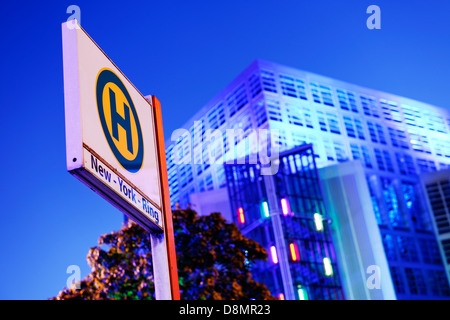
left=402, top=104, right=424, bottom=128
left=317, top=111, right=328, bottom=132
left=425, top=112, right=447, bottom=133
left=361, top=146, right=373, bottom=168
left=310, top=82, right=322, bottom=104
left=372, top=149, right=394, bottom=172
left=381, top=178, right=407, bottom=228
left=409, top=130, right=432, bottom=154
left=261, top=70, right=277, bottom=93
left=374, top=148, right=385, bottom=171
left=360, top=95, right=379, bottom=118
left=333, top=141, right=347, bottom=162
left=376, top=124, right=387, bottom=144
left=397, top=235, right=418, bottom=262
left=350, top=143, right=360, bottom=160
left=286, top=103, right=303, bottom=127
left=401, top=181, right=430, bottom=231
left=227, top=83, right=248, bottom=118
left=266, top=99, right=283, bottom=122
left=426, top=270, right=450, bottom=296
left=207, top=102, right=225, bottom=130
left=383, top=150, right=394, bottom=172
left=337, top=89, right=359, bottom=113
left=310, top=82, right=334, bottom=106
left=395, top=152, right=416, bottom=176
left=417, top=158, right=437, bottom=173
left=388, top=127, right=409, bottom=149
left=320, top=85, right=334, bottom=106
left=425, top=182, right=450, bottom=235
left=344, top=116, right=356, bottom=138
left=248, top=71, right=262, bottom=98
left=327, top=113, right=341, bottom=134
left=419, top=239, right=443, bottom=265
left=205, top=173, right=214, bottom=191
left=367, top=121, right=387, bottom=144
left=380, top=100, right=402, bottom=123
left=295, top=79, right=308, bottom=100
left=279, top=74, right=308, bottom=100
left=179, top=165, right=187, bottom=188
left=354, top=119, right=365, bottom=140
left=280, top=74, right=298, bottom=98
left=323, top=140, right=335, bottom=161
left=368, top=121, right=378, bottom=143
left=254, top=99, right=267, bottom=127
left=431, top=137, right=450, bottom=158
left=389, top=266, right=406, bottom=294
left=382, top=233, right=397, bottom=261
left=367, top=175, right=383, bottom=225
left=291, top=132, right=308, bottom=147
left=198, top=179, right=205, bottom=192
left=405, top=268, right=427, bottom=295
left=347, top=92, right=359, bottom=113
left=337, top=89, right=350, bottom=111
left=303, top=107, right=314, bottom=129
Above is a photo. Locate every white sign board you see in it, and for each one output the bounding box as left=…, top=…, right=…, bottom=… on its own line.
left=62, top=21, right=163, bottom=232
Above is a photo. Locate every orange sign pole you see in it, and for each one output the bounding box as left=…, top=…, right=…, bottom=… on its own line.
left=152, top=95, right=180, bottom=300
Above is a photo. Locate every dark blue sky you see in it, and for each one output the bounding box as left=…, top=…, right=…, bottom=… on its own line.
left=1, top=0, right=449, bottom=299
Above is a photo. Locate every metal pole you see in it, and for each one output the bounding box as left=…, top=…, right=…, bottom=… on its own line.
left=150, top=232, right=172, bottom=299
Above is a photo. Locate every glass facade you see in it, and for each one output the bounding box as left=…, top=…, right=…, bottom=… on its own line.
left=225, top=145, right=344, bottom=300
left=166, top=59, right=450, bottom=299
left=421, top=170, right=450, bottom=292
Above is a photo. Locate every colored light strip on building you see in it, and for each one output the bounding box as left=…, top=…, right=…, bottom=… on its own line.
left=270, top=246, right=278, bottom=264
left=289, top=242, right=299, bottom=261
left=238, top=207, right=245, bottom=224
left=314, top=213, right=324, bottom=231
left=261, top=201, right=270, bottom=218
left=278, top=293, right=285, bottom=300
left=281, top=198, right=290, bottom=215
left=323, top=257, right=333, bottom=276
left=297, top=285, right=308, bottom=300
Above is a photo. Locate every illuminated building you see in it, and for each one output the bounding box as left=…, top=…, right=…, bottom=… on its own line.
left=225, top=144, right=344, bottom=299
left=166, top=59, right=450, bottom=299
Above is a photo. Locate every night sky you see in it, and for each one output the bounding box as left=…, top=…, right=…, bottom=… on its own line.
left=1, top=0, right=449, bottom=299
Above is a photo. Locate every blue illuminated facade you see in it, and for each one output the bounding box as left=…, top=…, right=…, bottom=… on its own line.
left=166, top=59, right=450, bottom=299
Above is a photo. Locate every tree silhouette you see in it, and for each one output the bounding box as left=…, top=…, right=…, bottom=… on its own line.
left=53, top=209, right=275, bottom=300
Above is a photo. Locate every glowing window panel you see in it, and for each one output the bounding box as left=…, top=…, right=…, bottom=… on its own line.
left=323, top=257, right=333, bottom=276
left=278, top=293, right=285, bottom=300
left=297, top=286, right=308, bottom=300
left=281, top=198, right=290, bottom=215
left=261, top=201, right=270, bottom=218
left=270, top=246, right=278, bottom=264
left=289, top=243, right=299, bottom=261
left=314, top=213, right=324, bottom=231
left=238, top=207, right=245, bottom=224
